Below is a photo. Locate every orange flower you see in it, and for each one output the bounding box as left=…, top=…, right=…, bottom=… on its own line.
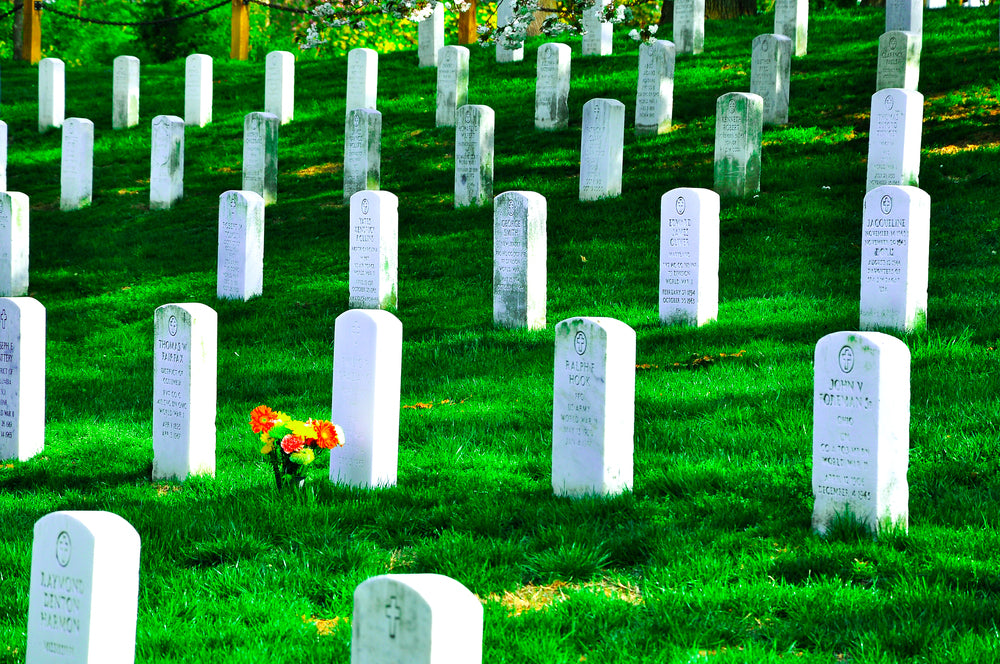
left=250, top=405, right=278, bottom=434
left=313, top=420, right=344, bottom=449
left=280, top=434, right=306, bottom=454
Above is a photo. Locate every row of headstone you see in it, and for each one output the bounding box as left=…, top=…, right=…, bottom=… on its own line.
left=24, top=511, right=482, bottom=664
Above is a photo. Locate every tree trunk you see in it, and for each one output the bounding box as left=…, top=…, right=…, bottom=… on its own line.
left=658, top=0, right=756, bottom=25
left=13, top=0, right=22, bottom=61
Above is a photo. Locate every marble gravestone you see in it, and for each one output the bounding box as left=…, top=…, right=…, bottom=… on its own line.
left=330, top=309, right=402, bottom=488
left=552, top=317, right=635, bottom=497
left=0, top=192, right=29, bottom=297
left=149, top=115, right=184, bottom=210
left=38, top=57, right=65, bottom=133
left=184, top=54, right=212, bottom=127
left=635, top=40, right=675, bottom=135
left=774, top=0, right=807, bottom=56
left=351, top=574, right=483, bottom=664
left=493, top=191, right=546, bottom=330
left=876, top=31, right=921, bottom=91
left=217, top=190, right=265, bottom=302
left=242, top=111, right=279, bottom=205
left=417, top=2, right=445, bottom=67
left=659, top=188, right=720, bottom=326
left=349, top=190, right=398, bottom=310
left=673, top=0, right=705, bottom=54
left=535, top=43, right=571, bottom=130
left=0, top=121, right=6, bottom=191
left=343, top=108, right=382, bottom=202
left=60, top=118, right=94, bottom=211
left=579, top=98, right=625, bottom=201
left=495, top=0, right=524, bottom=62
left=454, top=104, right=494, bottom=208
left=436, top=45, right=469, bottom=127
left=865, top=88, right=923, bottom=192
left=0, top=297, right=45, bottom=462
left=152, top=303, right=217, bottom=481
left=749, top=34, right=792, bottom=126
left=25, top=511, right=140, bottom=664
left=713, top=92, right=763, bottom=197
left=886, top=0, right=922, bottom=33
left=264, top=50, right=294, bottom=125
left=860, top=185, right=930, bottom=333
left=582, top=0, right=613, bottom=56
left=812, top=331, right=910, bottom=535
left=111, top=55, right=139, bottom=130
left=346, top=47, right=378, bottom=118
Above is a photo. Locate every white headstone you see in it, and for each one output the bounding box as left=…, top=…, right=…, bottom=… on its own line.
left=659, top=188, right=719, bottom=326
left=38, top=58, right=65, bottom=133
left=0, top=192, right=29, bottom=297
left=60, top=118, right=94, bottom=211
left=351, top=574, right=483, bottom=664
left=493, top=191, right=546, bottom=329
left=264, top=50, right=294, bottom=125
left=152, top=303, right=216, bottom=481
left=454, top=104, right=495, bottom=208
left=865, top=88, right=922, bottom=192
left=749, top=34, right=792, bottom=126
left=925, top=0, right=944, bottom=7
left=184, top=54, right=212, bottom=127
left=713, top=92, right=764, bottom=197
left=111, top=55, right=139, bottom=130
left=436, top=45, right=469, bottom=127
left=812, top=331, right=910, bottom=535
left=346, top=48, right=378, bottom=118
left=535, top=43, right=571, bottom=130
left=774, top=0, right=807, bottom=56
left=417, top=3, right=445, bottom=68
left=0, top=297, right=44, bottom=462
left=886, top=0, right=922, bottom=33
left=496, top=0, right=525, bottom=62
left=349, top=190, right=398, bottom=310
left=579, top=98, right=625, bottom=201
left=0, top=121, right=7, bottom=191
left=635, top=40, right=675, bottom=135
left=673, top=0, right=705, bottom=54
left=329, top=309, right=402, bottom=488
left=242, top=111, right=279, bottom=206
left=149, top=115, right=184, bottom=210
left=582, top=0, right=613, bottom=56
left=217, top=190, right=265, bottom=302
left=860, top=185, right=929, bottom=333
left=344, top=108, right=382, bottom=202
left=876, top=31, right=921, bottom=91
left=25, top=511, right=140, bottom=664
left=552, top=317, right=635, bottom=497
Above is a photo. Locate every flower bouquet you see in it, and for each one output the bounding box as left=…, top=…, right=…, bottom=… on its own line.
left=250, top=405, right=344, bottom=490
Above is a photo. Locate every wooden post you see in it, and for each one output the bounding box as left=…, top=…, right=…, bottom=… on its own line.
left=458, top=0, right=476, bottom=44
left=231, top=0, right=249, bottom=60
left=21, top=0, right=40, bottom=64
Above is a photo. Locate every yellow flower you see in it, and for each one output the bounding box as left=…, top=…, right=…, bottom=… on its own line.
left=290, top=448, right=316, bottom=465
left=260, top=440, right=274, bottom=454
left=289, top=420, right=317, bottom=438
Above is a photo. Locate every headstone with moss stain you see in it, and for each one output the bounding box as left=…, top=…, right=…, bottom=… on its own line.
left=713, top=92, right=763, bottom=197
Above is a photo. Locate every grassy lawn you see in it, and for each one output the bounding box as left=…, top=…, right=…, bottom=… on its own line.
left=1, top=5, right=1000, bottom=662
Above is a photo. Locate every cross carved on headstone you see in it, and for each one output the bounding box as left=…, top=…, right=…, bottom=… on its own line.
left=0, top=309, right=7, bottom=330
left=384, top=596, right=402, bottom=639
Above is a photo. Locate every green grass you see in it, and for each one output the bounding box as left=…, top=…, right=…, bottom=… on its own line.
left=2, top=6, right=1000, bottom=663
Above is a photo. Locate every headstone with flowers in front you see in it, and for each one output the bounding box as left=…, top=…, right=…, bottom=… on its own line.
left=352, top=574, right=483, bottom=664
left=330, top=309, right=402, bottom=488
left=25, top=511, right=140, bottom=664
left=0, top=297, right=45, bottom=462
left=152, top=303, right=216, bottom=481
